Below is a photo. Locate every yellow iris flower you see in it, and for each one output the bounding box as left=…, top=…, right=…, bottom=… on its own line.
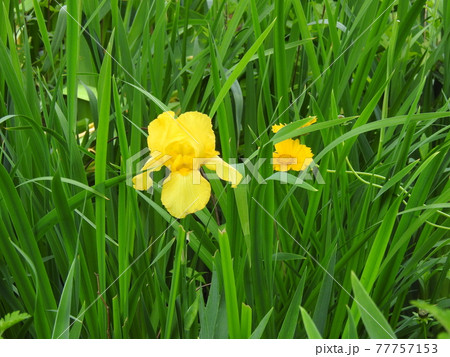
left=133, top=111, right=243, bottom=219
left=271, top=117, right=316, bottom=172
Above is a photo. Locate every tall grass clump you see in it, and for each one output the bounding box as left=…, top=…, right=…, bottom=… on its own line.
left=0, top=0, right=449, bottom=339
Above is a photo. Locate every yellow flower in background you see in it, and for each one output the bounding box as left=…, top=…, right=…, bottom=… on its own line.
left=271, top=123, right=286, bottom=134
left=133, top=111, right=242, bottom=219
left=271, top=117, right=316, bottom=172
left=271, top=116, right=317, bottom=134
left=302, top=116, right=317, bottom=127
left=272, top=139, right=314, bottom=171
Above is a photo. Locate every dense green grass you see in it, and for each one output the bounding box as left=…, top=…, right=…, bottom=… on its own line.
left=0, top=0, right=449, bottom=339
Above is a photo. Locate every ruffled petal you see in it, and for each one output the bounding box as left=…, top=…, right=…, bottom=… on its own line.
left=161, top=170, right=211, bottom=219
left=147, top=111, right=180, bottom=154
left=204, top=157, right=243, bottom=188
left=164, top=138, right=196, bottom=172
left=132, top=171, right=153, bottom=191
left=176, top=112, right=218, bottom=158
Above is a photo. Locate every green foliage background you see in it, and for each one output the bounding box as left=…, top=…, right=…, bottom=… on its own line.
left=0, top=0, right=449, bottom=338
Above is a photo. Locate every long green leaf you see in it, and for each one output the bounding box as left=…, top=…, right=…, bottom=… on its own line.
left=350, top=273, right=396, bottom=339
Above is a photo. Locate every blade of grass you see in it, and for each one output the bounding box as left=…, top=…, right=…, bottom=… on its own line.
left=66, top=0, right=80, bottom=167
left=209, top=18, right=276, bottom=119
left=250, top=307, right=274, bottom=339
left=218, top=229, right=241, bottom=339
left=350, top=272, right=396, bottom=339
left=52, top=257, right=77, bottom=339
left=164, top=225, right=185, bottom=338
left=300, top=307, right=323, bottom=339
left=94, top=31, right=114, bottom=338
left=278, top=272, right=306, bottom=338
left=0, top=165, right=56, bottom=327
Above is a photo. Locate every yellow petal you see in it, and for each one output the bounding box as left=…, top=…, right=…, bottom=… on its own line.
left=164, top=138, right=197, bottom=172
left=204, top=157, right=243, bottom=188
left=273, top=139, right=314, bottom=171
left=147, top=111, right=180, bottom=154
left=300, top=157, right=314, bottom=170
left=272, top=153, right=297, bottom=172
left=132, top=171, right=153, bottom=191
left=271, top=123, right=286, bottom=133
left=142, top=154, right=170, bottom=172
left=146, top=111, right=219, bottom=173
left=301, top=116, right=317, bottom=128
left=274, top=138, right=297, bottom=154
left=176, top=112, right=218, bottom=157
left=290, top=144, right=314, bottom=170
left=161, top=170, right=211, bottom=219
